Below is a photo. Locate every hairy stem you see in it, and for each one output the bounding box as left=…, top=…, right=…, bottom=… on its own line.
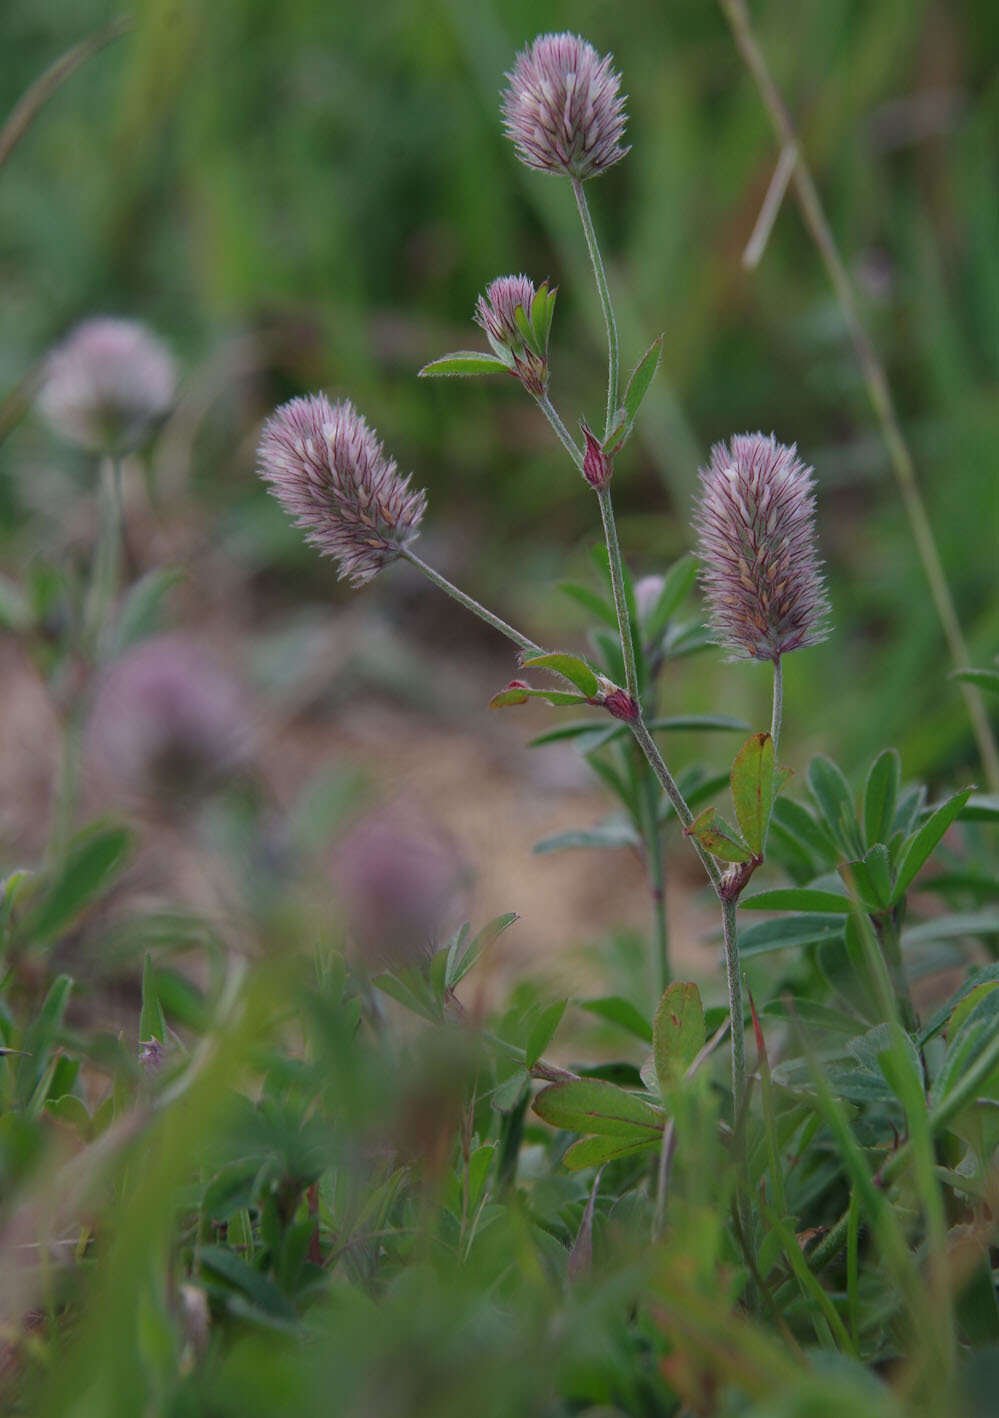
left=628, top=718, right=723, bottom=893
left=572, top=177, right=619, bottom=440
left=536, top=393, right=583, bottom=471
left=84, top=454, right=123, bottom=659
left=770, top=655, right=783, bottom=756
left=401, top=548, right=544, bottom=657
left=718, top=0, right=999, bottom=793
left=596, top=487, right=638, bottom=700
left=721, top=896, right=746, bottom=1121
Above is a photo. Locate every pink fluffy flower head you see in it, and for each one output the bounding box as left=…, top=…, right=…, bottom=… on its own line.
left=693, top=433, right=830, bottom=662
left=501, top=33, right=629, bottom=181
left=87, top=635, right=252, bottom=809
left=257, top=394, right=427, bottom=587
left=38, top=317, right=176, bottom=453
left=474, top=274, right=550, bottom=396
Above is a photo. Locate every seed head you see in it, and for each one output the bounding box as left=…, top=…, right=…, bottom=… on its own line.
left=501, top=33, right=629, bottom=181
left=474, top=275, right=549, bottom=396
left=257, top=394, right=426, bottom=587
left=37, top=317, right=176, bottom=453
left=693, top=433, right=830, bottom=662
left=87, top=635, right=252, bottom=809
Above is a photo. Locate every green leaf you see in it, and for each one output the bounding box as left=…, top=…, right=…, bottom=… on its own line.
left=959, top=793, right=999, bottom=823
left=446, top=913, right=518, bottom=988
left=562, top=1133, right=659, bottom=1171
left=653, top=981, right=705, bottom=1092
left=521, top=652, right=600, bottom=697
left=952, top=668, right=999, bottom=695
left=863, top=748, right=901, bottom=848
left=890, top=787, right=974, bottom=904
left=533, top=823, right=639, bottom=854
left=139, top=953, right=167, bottom=1044
left=647, top=713, right=748, bottom=734
left=770, top=797, right=838, bottom=865
left=45, top=1094, right=92, bottom=1136
left=642, top=555, right=698, bottom=641
left=903, top=910, right=999, bottom=949
left=558, top=581, right=618, bottom=628
left=685, top=806, right=753, bottom=864
left=489, top=684, right=588, bottom=709
left=579, top=996, right=653, bottom=1044
left=513, top=301, right=539, bottom=355
left=491, top=1068, right=529, bottom=1113
left=731, top=732, right=776, bottom=857
left=17, top=825, right=132, bottom=948
left=372, top=970, right=439, bottom=1023
left=111, top=566, right=185, bottom=655
left=807, top=756, right=863, bottom=859
left=532, top=1079, right=665, bottom=1137
left=198, top=1246, right=297, bottom=1322
left=525, top=1000, right=567, bottom=1069
left=530, top=283, right=556, bottom=348
left=419, top=352, right=509, bottom=376
left=466, top=1143, right=495, bottom=1209
left=738, top=913, right=845, bottom=959
left=740, top=887, right=851, bottom=913
left=618, top=335, right=663, bottom=439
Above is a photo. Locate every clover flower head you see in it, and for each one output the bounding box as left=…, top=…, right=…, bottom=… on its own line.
left=37, top=317, right=176, bottom=453
left=257, top=394, right=427, bottom=587
left=501, top=32, right=629, bottom=180
left=474, top=274, right=550, bottom=396
left=693, top=433, right=831, bottom=662
left=88, top=635, right=252, bottom=808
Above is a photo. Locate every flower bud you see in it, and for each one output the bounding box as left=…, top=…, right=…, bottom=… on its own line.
left=581, top=422, right=612, bottom=489
left=38, top=318, right=176, bottom=454
left=501, top=33, right=629, bottom=181
left=693, top=433, right=830, bottom=661
left=257, top=394, right=426, bottom=587
left=474, top=275, right=552, bottom=397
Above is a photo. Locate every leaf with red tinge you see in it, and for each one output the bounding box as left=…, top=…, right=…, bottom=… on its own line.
left=653, top=981, right=705, bottom=1092
left=731, top=732, right=775, bottom=857
left=533, top=1079, right=665, bottom=1137
left=685, top=806, right=753, bottom=864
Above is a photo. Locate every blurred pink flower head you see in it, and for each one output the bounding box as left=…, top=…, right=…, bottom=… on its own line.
left=88, top=635, right=253, bottom=808
left=693, top=433, right=831, bottom=662
left=37, top=317, right=176, bottom=453
left=474, top=274, right=549, bottom=397
left=332, top=811, right=467, bottom=971
left=257, top=394, right=426, bottom=587
left=501, top=33, right=629, bottom=181
left=634, top=574, right=665, bottom=622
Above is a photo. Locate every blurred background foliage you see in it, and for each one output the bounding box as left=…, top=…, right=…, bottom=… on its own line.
left=1, top=0, right=997, bottom=781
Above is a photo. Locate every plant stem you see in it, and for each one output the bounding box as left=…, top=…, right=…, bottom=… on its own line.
left=84, top=454, right=123, bottom=659
left=718, top=0, right=999, bottom=793
left=400, top=548, right=544, bottom=657
left=770, top=655, right=783, bottom=756
left=572, top=177, right=619, bottom=440
left=721, top=896, right=746, bottom=1122
left=596, top=487, right=638, bottom=700
left=628, top=718, right=723, bottom=892
left=536, top=393, right=583, bottom=471
left=637, top=755, right=670, bottom=994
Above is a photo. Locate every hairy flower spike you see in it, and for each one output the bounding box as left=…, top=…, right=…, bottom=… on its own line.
left=501, top=33, right=629, bottom=181
left=474, top=275, right=550, bottom=396
left=38, top=317, right=176, bottom=453
left=693, top=433, right=830, bottom=661
left=257, top=394, right=426, bottom=587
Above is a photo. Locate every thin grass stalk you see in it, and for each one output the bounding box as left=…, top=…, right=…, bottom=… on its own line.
left=718, top=0, right=999, bottom=793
